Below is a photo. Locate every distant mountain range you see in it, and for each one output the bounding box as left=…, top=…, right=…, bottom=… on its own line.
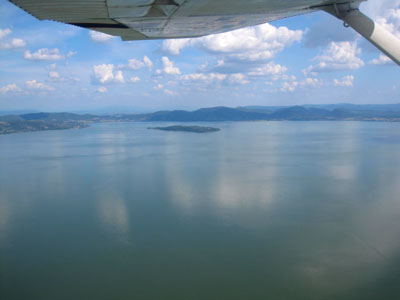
left=131, top=104, right=400, bottom=122
left=1, top=104, right=400, bottom=135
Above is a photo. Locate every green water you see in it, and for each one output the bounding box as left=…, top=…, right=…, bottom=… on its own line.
left=1, top=121, right=400, bottom=299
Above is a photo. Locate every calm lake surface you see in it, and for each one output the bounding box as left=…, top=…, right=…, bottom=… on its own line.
left=1, top=121, right=400, bottom=300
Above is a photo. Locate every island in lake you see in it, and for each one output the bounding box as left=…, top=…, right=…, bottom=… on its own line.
left=3, top=104, right=400, bottom=135
left=148, top=125, right=220, bottom=133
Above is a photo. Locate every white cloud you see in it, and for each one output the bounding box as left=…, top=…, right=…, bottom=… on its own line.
left=129, top=76, right=140, bottom=83
left=47, top=64, right=80, bottom=82
left=248, top=62, right=288, bottom=76
left=115, top=70, right=124, bottom=83
left=170, top=25, right=299, bottom=76
left=281, top=81, right=298, bottom=92
left=161, top=23, right=303, bottom=62
left=0, top=28, right=11, bottom=40
left=305, top=41, right=364, bottom=74
left=66, top=51, right=77, bottom=58
left=281, top=77, right=321, bottom=92
left=277, top=74, right=297, bottom=81
left=177, top=71, right=237, bottom=90
left=89, top=31, right=115, bottom=43
left=93, top=64, right=114, bottom=83
left=49, top=71, right=60, bottom=79
left=11, top=38, right=26, bottom=48
left=48, top=70, right=62, bottom=81
left=164, top=89, right=177, bottom=96
left=1, top=38, right=26, bottom=49
left=362, top=0, right=400, bottom=20
left=156, top=57, right=181, bottom=75
left=120, top=56, right=153, bottom=70
left=367, top=4, right=400, bottom=42
left=375, top=8, right=400, bottom=38
left=24, top=48, right=66, bottom=61
left=92, top=64, right=125, bottom=84
left=180, top=73, right=227, bottom=83
left=162, top=38, right=191, bottom=55
left=356, top=3, right=400, bottom=57
left=369, top=54, right=393, bottom=65
left=0, top=83, right=21, bottom=94
left=303, top=77, right=320, bottom=87
left=154, top=83, right=163, bottom=90
left=97, top=86, right=107, bottom=93
left=0, top=28, right=26, bottom=49
left=25, top=80, right=55, bottom=91
left=143, top=56, right=153, bottom=68
left=333, top=75, right=354, bottom=87
left=229, top=73, right=249, bottom=85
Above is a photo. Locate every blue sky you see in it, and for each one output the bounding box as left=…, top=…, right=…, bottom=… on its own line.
left=0, top=0, right=399, bottom=112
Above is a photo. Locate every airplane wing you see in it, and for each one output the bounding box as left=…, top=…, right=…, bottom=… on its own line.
left=8, top=0, right=400, bottom=65
left=8, top=0, right=327, bottom=40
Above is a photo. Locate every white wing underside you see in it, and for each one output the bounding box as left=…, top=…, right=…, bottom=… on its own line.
left=9, top=0, right=343, bottom=40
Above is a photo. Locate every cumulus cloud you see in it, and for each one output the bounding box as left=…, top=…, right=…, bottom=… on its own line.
left=89, top=31, right=115, bottom=43
left=304, top=41, right=364, bottom=74
left=333, top=75, right=354, bottom=87
left=0, top=28, right=26, bottom=49
left=92, top=64, right=125, bottom=84
left=1, top=38, right=26, bottom=49
left=229, top=73, right=249, bottom=85
left=164, top=89, right=177, bottom=96
left=154, top=83, right=164, bottom=90
left=97, top=86, right=107, bottom=93
left=161, top=24, right=300, bottom=81
left=375, top=7, right=400, bottom=38
left=47, top=63, right=57, bottom=70
left=47, top=64, right=81, bottom=83
left=120, top=56, right=153, bottom=70
left=303, top=77, right=321, bottom=87
left=24, top=48, right=71, bottom=61
left=162, top=38, right=191, bottom=55
left=114, top=70, right=124, bottom=83
left=48, top=70, right=63, bottom=81
left=247, top=62, right=288, bottom=76
left=162, top=23, right=303, bottom=62
left=25, top=80, right=55, bottom=91
left=49, top=70, right=60, bottom=79
left=156, top=57, right=181, bottom=75
left=369, top=54, right=393, bottom=65
left=66, top=51, right=77, bottom=58
left=0, top=83, right=22, bottom=94
left=281, top=78, right=321, bottom=92
left=362, top=0, right=400, bottom=19
left=179, top=71, right=252, bottom=89
left=180, top=72, right=227, bottom=83
left=0, top=28, right=11, bottom=40
left=128, top=76, right=140, bottom=83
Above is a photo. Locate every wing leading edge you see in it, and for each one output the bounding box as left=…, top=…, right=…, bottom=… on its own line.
left=9, top=0, right=329, bottom=40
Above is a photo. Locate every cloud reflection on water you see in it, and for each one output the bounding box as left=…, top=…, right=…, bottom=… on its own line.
left=97, top=192, right=130, bottom=242
left=2, top=122, right=400, bottom=298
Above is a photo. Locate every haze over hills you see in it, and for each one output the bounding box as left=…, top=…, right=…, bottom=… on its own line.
left=2, top=104, right=400, bottom=135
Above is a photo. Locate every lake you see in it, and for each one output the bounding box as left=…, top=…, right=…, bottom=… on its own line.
left=1, top=121, right=400, bottom=299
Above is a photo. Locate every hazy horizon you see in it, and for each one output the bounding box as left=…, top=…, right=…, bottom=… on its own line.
left=2, top=102, right=400, bottom=115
